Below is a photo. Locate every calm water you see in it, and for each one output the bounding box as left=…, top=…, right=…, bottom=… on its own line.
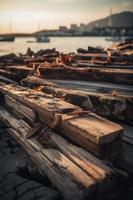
left=0, top=37, right=113, bottom=55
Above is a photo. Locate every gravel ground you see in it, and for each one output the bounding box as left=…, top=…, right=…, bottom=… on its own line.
left=0, top=126, right=60, bottom=200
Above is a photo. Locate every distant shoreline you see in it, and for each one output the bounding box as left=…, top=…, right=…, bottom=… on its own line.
left=0, top=34, right=132, bottom=38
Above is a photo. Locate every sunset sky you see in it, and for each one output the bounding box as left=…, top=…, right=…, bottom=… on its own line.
left=0, top=0, right=133, bottom=33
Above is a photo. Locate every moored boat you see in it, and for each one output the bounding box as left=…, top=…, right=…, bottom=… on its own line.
left=36, top=36, right=50, bottom=43
left=105, top=36, right=122, bottom=42
left=0, top=36, right=15, bottom=42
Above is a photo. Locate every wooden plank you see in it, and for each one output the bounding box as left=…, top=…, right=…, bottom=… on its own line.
left=38, top=66, right=133, bottom=85
left=21, top=76, right=93, bottom=109
left=0, top=69, right=21, bottom=82
left=61, top=114, right=122, bottom=158
left=2, top=65, right=32, bottom=81
left=38, top=127, right=112, bottom=180
left=5, top=95, right=36, bottom=122
left=0, top=83, right=123, bottom=159
left=8, top=128, right=95, bottom=200
left=21, top=76, right=133, bottom=125
left=8, top=128, right=126, bottom=200
left=0, top=105, right=40, bottom=138
left=76, top=53, right=133, bottom=64
left=0, top=83, right=80, bottom=128
left=62, top=113, right=122, bottom=144
left=0, top=75, right=17, bottom=84
left=4, top=65, right=32, bottom=74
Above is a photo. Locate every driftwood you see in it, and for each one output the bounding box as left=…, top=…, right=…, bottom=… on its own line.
left=0, top=83, right=123, bottom=159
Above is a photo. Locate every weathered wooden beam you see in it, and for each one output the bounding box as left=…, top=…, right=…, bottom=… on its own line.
left=38, top=127, right=112, bottom=180
left=8, top=128, right=95, bottom=200
left=0, top=75, right=17, bottom=84
left=5, top=95, right=36, bottom=122
left=0, top=83, right=123, bottom=159
left=21, top=76, right=133, bottom=125
left=0, top=83, right=79, bottom=128
left=76, top=53, right=133, bottom=64
left=0, top=105, right=40, bottom=138
left=38, top=66, right=133, bottom=85
left=4, top=65, right=32, bottom=77
left=21, top=76, right=57, bottom=88
left=0, top=69, right=21, bottom=82
left=61, top=113, right=122, bottom=159
left=8, top=127, right=127, bottom=200
left=73, top=61, right=133, bottom=69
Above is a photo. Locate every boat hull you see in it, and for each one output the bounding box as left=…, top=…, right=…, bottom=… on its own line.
left=0, top=36, right=15, bottom=42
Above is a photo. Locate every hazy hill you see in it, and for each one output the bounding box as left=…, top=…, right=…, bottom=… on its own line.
left=87, top=11, right=133, bottom=29
left=34, top=11, right=133, bottom=36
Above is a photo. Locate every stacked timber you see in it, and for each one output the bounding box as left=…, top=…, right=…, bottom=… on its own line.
left=0, top=84, right=127, bottom=199
left=21, top=76, right=133, bottom=125
left=75, top=52, right=133, bottom=64
left=111, top=40, right=133, bottom=56
left=38, top=66, right=133, bottom=85
left=72, top=59, right=133, bottom=69
left=76, top=41, right=133, bottom=65
left=0, top=83, right=123, bottom=159
left=77, top=46, right=105, bottom=54
left=0, top=48, right=59, bottom=66
left=0, top=43, right=133, bottom=85
left=0, top=41, right=133, bottom=70
left=0, top=68, right=22, bottom=82
left=0, top=65, right=32, bottom=82
left=0, top=53, right=24, bottom=66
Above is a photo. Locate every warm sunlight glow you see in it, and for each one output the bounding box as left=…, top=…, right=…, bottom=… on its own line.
left=0, top=0, right=133, bottom=33
left=0, top=10, right=90, bottom=33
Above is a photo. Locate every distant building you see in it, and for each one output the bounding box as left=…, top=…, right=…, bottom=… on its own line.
left=70, top=24, right=78, bottom=31
left=37, top=30, right=59, bottom=36
left=79, top=23, right=86, bottom=32
left=59, top=26, right=67, bottom=32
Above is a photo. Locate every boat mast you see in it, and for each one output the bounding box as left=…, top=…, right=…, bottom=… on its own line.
left=38, top=20, right=41, bottom=31
left=109, top=7, right=112, bottom=28
left=108, top=7, right=113, bottom=37
left=9, top=19, right=12, bottom=34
